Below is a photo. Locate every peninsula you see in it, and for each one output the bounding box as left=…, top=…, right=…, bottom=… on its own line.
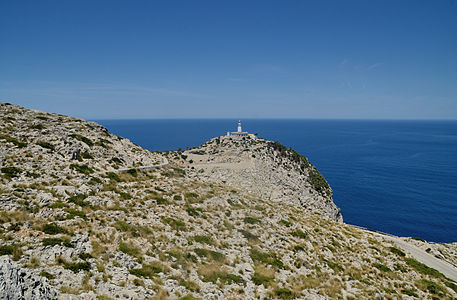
left=1, top=102, right=457, bottom=299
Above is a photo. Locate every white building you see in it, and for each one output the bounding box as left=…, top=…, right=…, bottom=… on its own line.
left=226, top=120, right=257, bottom=139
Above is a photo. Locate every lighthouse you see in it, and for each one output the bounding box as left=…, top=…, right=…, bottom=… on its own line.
left=225, top=120, right=257, bottom=140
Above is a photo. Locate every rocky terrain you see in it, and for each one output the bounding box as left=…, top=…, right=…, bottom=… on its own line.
left=181, top=137, right=342, bottom=222
left=1, top=102, right=457, bottom=299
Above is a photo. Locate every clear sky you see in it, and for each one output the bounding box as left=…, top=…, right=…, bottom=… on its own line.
left=1, top=0, right=456, bottom=119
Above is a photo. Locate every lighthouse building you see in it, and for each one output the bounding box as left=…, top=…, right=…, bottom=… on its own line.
left=226, top=120, right=257, bottom=140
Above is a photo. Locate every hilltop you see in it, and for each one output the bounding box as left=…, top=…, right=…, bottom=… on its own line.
left=1, top=102, right=457, bottom=299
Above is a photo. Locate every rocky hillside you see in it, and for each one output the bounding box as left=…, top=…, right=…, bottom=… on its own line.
left=1, top=102, right=457, bottom=300
left=179, top=137, right=342, bottom=222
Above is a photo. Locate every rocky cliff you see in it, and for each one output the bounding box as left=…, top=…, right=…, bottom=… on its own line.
left=1, top=102, right=457, bottom=300
left=180, top=137, right=342, bottom=222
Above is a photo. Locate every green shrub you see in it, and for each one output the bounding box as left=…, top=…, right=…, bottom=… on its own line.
left=194, top=235, right=213, bottom=245
left=119, top=192, right=132, bottom=200
left=127, top=169, right=137, bottom=177
left=238, top=229, right=258, bottom=241
left=30, top=124, right=45, bottom=130
left=252, top=273, right=273, bottom=286
left=201, top=272, right=244, bottom=284
left=389, top=246, right=405, bottom=257
left=70, top=164, right=94, bottom=174
left=374, top=263, right=391, bottom=272
left=65, top=209, right=87, bottom=220
left=0, top=245, right=14, bottom=255
left=250, top=249, right=284, bottom=269
left=40, top=271, right=55, bottom=279
left=78, top=253, right=93, bottom=260
left=1, top=167, right=22, bottom=179
left=244, top=216, right=261, bottom=224
left=291, top=230, right=307, bottom=239
left=405, top=258, right=444, bottom=278
left=129, top=264, right=162, bottom=278
left=308, top=168, right=330, bottom=195
left=0, top=244, right=22, bottom=260
left=81, top=151, right=94, bottom=159
left=42, top=223, right=66, bottom=235
left=194, top=248, right=224, bottom=262
left=42, top=238, right=73, bottom=248
left=36, top=141, right=55, bottom=151
left=89, top=176, right=103, bottom=185
left=110, top=157, right=123, bottom=164
left=186, top=207, right=200, bottom=217
left=67, top=194, right=90, bottom=207
left=162, top=217, right=186, bottom=231
left=119, top=242, right=141, bottom=257
left=0, top=134, right=27, bottom=148
left=275, top=288, right=293, bottom=300
left=70, top=134, right=93, bottom=146
left=401, top=289, right=418, bottom=297
left=106, top=172, right=120, bottom=182
left=418, top=279, right=445, bottom=295
left=49, top=202, right=67, bottom=209
left=60, top=259, right=91, bottom=273
left=279, top=219, right=291, bottom=227
left=324, top=259, right=344, bottom=272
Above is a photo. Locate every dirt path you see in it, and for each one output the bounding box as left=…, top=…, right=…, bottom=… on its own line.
left=96, top=157, right=169, bottom=175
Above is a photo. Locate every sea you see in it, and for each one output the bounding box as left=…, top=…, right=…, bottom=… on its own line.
left=95, top=119, right=457, bottom=243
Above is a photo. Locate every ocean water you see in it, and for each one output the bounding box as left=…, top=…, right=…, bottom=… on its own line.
left=95, top=119, right=457, bottom=243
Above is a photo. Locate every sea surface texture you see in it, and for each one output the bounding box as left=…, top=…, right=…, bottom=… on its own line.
left=96, top=119, right=457, bottom=243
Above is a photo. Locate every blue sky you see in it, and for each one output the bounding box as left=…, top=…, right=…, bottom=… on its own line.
left=1, top=0, right=456, bottom=119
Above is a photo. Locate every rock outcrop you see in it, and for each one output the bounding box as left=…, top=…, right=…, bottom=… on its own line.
left=0, top=256, right=58, bottom=300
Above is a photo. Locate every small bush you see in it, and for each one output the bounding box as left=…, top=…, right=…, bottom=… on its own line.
left=162, top=217, right=186, bottom=231
left=106, top=172, right=120, bottom=182
left=194, top=235, right=213, bottom=245
left=67, top=194, right=90, bottom=207
left=119, top=242, right=141, bottom=257
left=58, top=259, right=91, bottom=273
left=110, top=157, right=123, bottom=164
left=42, top=223, right=66, bottom=235
left=1, top=167, right=22, bottom=179
left=374, top=263, right=391, bottom=272
left=70, top=134, right=93, bottom=146
left=291, top=230, right=307, bottom=239
left=40, top=271, right=55, bottom=280
left=186, top=207, right=200, bottom=217
left=127, top=169, right=137, bottom=177
left=201, top=271, right=244, bottom=284
left=36, top=141, right=55, bottom=151
left=30, top=124, right=45, bottom=130
left=275, top=288, right=293, bottom=300
left=81, top=151, right=94, bottom=159
left=252, top=273, right=273, bottom=286
left=0, top=134, right=27, bottom=148
left=389, top=246, right=405, bottom=257
left=244, top=216, right=261, bottom=224
left=42, top=238, right=73, bottom=248
left=65, top=209, right=87, bottom=220
left=129, top=264, right=163, bottom=279
left=279, top=219, right=291, bottom=227
left=70, top=164, right=94, bottom=174
left=238, top=229, right=258, bottom=241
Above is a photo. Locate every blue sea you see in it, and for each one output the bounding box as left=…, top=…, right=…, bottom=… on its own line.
left=95, top=119, right=457, bottom=243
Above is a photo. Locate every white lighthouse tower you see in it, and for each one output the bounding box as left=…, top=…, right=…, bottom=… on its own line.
left=226, top=120, right=257, bottom=140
